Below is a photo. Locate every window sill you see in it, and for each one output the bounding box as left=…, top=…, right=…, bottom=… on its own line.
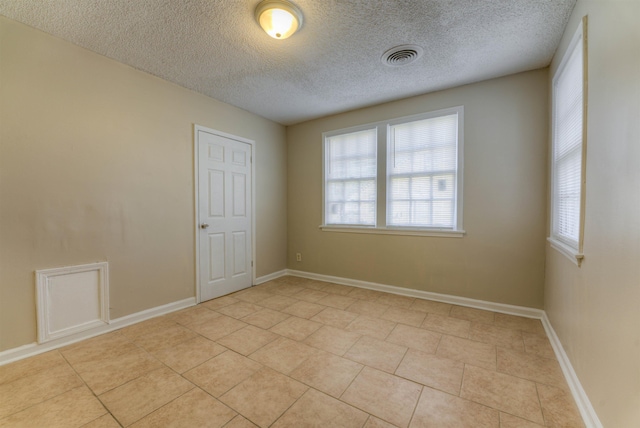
left=547, top=237, right=584, bottom=266
left=319, top=225, right=465, bottom=238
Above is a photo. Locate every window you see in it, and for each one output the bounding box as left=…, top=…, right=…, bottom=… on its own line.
left=324, top=128, right=377, bottom=226
left=322, top=106, right=464, bottom=237
left=388, top=113, right=459, bottom=228
left=549, top=18, right=587, bottom=265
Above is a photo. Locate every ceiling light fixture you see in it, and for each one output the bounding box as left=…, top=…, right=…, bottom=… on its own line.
left=255, top=0, right=304, bottom=40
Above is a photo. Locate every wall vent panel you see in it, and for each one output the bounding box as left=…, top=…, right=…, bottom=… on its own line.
left=35, top=262, right=109, bottom=343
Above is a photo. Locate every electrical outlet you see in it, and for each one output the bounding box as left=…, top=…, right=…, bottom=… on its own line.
left=296, top=252, right=302, bottom=262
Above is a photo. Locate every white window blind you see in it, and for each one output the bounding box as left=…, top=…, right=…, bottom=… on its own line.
left=387, top=113, right=459, bottom=228
left=325, top=128, right=377, bottom=226
left=552, top=26, right=584, bottom=249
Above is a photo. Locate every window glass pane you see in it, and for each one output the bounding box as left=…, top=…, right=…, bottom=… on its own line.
left=554, top=148, right=582, bottom=241
left=325, top=128, right=377, bottom=226
left=388, top=113, right=458, bottom=228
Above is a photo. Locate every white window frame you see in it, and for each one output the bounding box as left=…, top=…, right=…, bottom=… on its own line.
left=321, top=106, right=465, bottom=238
left=548, top=17, right=588, bottom=266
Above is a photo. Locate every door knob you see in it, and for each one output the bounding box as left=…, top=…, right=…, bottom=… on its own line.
left=200, top=223, right=209, bottom=229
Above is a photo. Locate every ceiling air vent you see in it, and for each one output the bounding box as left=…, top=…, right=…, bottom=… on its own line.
left=381, top=45, right=424, bottom=67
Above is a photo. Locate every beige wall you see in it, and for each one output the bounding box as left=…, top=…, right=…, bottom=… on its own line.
left=287, top=69, right=549, bottom=308
left=544, top=1, right=640, bottom=426
left=0, top=17, right=288, bottom=352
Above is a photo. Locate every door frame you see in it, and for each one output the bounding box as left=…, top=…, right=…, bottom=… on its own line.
left=193, top=124, right=256, bottom=304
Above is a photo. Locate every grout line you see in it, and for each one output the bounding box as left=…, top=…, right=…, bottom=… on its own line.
left=534, top=383, right=548, bottom=427
left=407, top=385, right=425, bottom=428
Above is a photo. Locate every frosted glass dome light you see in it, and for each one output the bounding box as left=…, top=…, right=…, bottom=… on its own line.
left=255, top=0, right=304, bottom=40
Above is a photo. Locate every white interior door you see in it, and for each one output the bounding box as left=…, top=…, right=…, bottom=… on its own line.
left=197, top=128, right=253, bottom=301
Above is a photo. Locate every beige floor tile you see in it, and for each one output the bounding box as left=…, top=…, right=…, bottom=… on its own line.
left=119, top=316, right=177, bottom=340
left=275, top=276, right=309, bottom=286
left=82, top=413, right=121, bottom=428
left=220, top=367, right=307, bottom=427
left=241, top=308, right=290, bottom=329
left=249, top=337, right=315, bottom=374
left=395, top=349, right=464, bottom=395
left=269, top=316, right=322, bottom=340
left=450, top=306, right=496, bottom=324
left=421, top=313, right=470, bottom=338
left=293, top=288, right=329, bottom=303
left=0, top=350, right=67, bottom=385
left=217, top=325, right=279, bottom=355
left=364, top=416, right=398, bottom=427
left=348, top=288, right=386, bottom=301
left=73, top=347, right=163, bottom=395
left=317, top=293, right=357, bottom=309
left=410, top=299, right=453, bottom=315
left=347, top=300, right=390, bottom=317
left=301, top=280, right=332, bottom=291
left=189, top=314, right=248, bottom=341
left=99, top=367, right=193, bottom=426
left=436, top=335, right=496, bottom=370
left=290, top=350, right=363, bottom=397
left=494, top=314, right=546, bottom=335
left=130, top=388, right=236, bottom=428
left=225, top=415, right=259, bottom=427
left=253, top=280, right=280, bottom=291
left=217, top=302, right=263, bottom=319
left=304, top=325, right=361, bottom=356
left=281, top=300, right=325, bottom=319
left=273, top=388, right=368, bottom=427
left=310, top=307, right=359, bottom=328
left=201, top=295, right=240, bottom=310
left=169, top=305, right=221, bottom=326
left=346, top=315, right=396, bottom=340
left=271, top=283, right=306, bottom=296
left=537, top=383, right=585, bottom=427
left=61, top=332, right=137, bottom=367
left=132, top=323, right=198, bottom=352
left=232, top=288, right=273, bottom=304
left=321, top=283, right=355, bottom=296
left=410, top=386, right=499, bottom=427
left=497, top=347, right=565, bottom=387
left=499, top=412, right=546, bottom=428
left=376, top=294, right=415, bottom=309
left=469, top=323, right=525, bottom=351
left=522, top=331, right=556, bottom=359
left=258, top=295, right=298, bottom=311
left=151, top=336, right=227, bottom=373
left=386, top=324, right=440, bottom=354
left=183, top=350, right=262, bottom=397
left=381, top=306, right=427, bottom=327
left=0, top=386, right=106, bottom=428
left=460, top=365, right=544, bottom=425
left=341, top=367, right=422, bottom=428
left=0, top=362, right=83, bottom=419
left=345, top=336, right=407, bottom=373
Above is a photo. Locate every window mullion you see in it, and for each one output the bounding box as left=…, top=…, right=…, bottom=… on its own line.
left=378, top=124, right=388, bottom=228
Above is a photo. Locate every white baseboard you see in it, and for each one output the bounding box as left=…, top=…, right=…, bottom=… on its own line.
left=0, top=297, right=196, bottom=367
left=286, top=269, right=600, bottom=428
left=1, top=268, right=602, bottom=428
left=255, top=269, right=288, bottom=285
left=286, top=269, right=544, bottom=319
left=541, top=313, right=603, bottom=428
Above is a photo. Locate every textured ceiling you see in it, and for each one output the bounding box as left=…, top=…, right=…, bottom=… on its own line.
left=0, top=0, right=575, bottom=125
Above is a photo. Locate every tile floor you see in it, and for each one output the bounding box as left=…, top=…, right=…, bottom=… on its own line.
left=0, top=276, right=585, bottom=427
